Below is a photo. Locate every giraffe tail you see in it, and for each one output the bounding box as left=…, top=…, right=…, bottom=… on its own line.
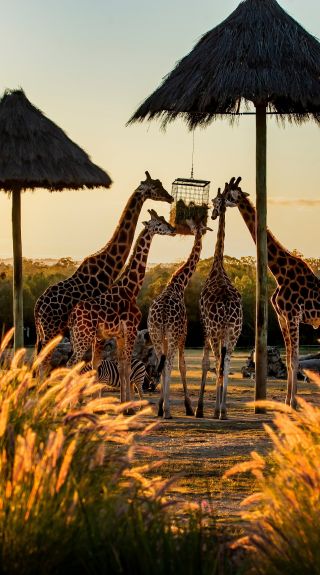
left=157, top=354, right=166, bottom=376
left=219, top=346, right=227, bottom=378
left=153, top=354, right=166, bottom=390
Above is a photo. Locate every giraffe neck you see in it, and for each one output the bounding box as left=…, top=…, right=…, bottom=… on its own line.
left=117, top=227, right=154, bottom=299
left=169, top=232, right=203, bottom=291
left=237, top=195, right=298, bottom=279
left=208, top=208, right=226, bottom=276
left=76, top=190, right=145, bottom=280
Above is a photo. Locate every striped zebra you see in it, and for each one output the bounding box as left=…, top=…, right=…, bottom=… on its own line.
left=82, top=359, right=146, bottom=400
left=82, top=354, right=166, bottom=399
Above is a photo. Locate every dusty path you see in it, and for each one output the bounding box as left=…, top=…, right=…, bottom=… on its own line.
left=137, top=350, right=320, bottom=521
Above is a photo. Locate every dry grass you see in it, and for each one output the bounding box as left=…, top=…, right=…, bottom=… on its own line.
left=224, top=370, right=320, bottom=574
left=0, top=332, right=221, bottom=575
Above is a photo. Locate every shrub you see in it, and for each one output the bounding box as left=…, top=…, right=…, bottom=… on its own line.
left=226, top=378, right=320, bottom=575
left=0, top=332, right=220, bottom=575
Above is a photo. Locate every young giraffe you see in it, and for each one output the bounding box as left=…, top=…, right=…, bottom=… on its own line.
left=67, top=210, right=176, bottom=406
left=196, top=180, right=243, bottom=420
left=221, top=177, right=320, bottom=408
left=34, top=172, right=173, bottom=362
left=148, top=220, right=210, bottom=419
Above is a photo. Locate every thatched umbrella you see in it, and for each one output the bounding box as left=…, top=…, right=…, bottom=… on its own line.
left=0, top=89, right=112, bottom=351
left=128, top=0, right=320, bottom=411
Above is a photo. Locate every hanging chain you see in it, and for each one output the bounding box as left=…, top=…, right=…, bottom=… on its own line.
left=190, top=129, right=195, bottom=179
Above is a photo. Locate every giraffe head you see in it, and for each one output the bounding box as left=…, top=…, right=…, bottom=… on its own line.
left=142, top=209, right=176, bottom=237
left=211, top=177, right=249, bottom=219
left=136, top=171, right=174, bottom=204
left=185, top=219, right=212, bottom=236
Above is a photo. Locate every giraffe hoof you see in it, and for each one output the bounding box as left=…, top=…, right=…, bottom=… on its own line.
left=290, top=399, right=298, bottom=410
left=195, top=407, right=204, bottom=418
left=124, top=407, right=136, bottom=416
left=163, top=414, right=173, bottom=420
left=157, top=405, right=164, bottom=417
left=213, top=409, right=220, bottom=419
left=219, top=412, right=228, bottom=420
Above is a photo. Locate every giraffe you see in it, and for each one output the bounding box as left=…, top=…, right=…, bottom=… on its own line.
left=220, top=177, right=320, bottom=408
left=34, top=172, right=173, bottom=364
left=67, top=210, right=176, bottom=406
left=148, top=220, right=209, bottom=419
left=196, top=180, right=243, bottom=420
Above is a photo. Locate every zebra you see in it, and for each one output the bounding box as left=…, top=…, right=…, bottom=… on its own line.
left=82, top=359, right=145, bottom=400
left=81, top=354, right=166, bottom=399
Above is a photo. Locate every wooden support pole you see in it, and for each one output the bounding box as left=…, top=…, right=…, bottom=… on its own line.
left=12, top=189, right=24, bottom=351
left=255, top=103, right=268, bottom=412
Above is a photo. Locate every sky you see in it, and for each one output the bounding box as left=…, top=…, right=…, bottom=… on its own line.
left=1, top=0, right=320, bottom=265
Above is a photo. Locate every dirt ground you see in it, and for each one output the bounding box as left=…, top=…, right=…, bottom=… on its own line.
left=137, top=349, right=320, bottom=523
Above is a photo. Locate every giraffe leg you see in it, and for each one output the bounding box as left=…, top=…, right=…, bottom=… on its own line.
left=219, top=343, right=232, bottom=420
left=126, top=331, right=137, bottom=403
left=277, top=314, right=293, bottom=405
left=195, top=339, right=210, bottom=418
left=116, top=336, right=127, bottom=405
left=178, top=344, right=194, bottom=416
left=152, top=341, right=166, bottom=417
left=89, top=338, right=104, bottom=398
left=212, top=341, right=222, bottom=419
left=92, top=339, right=104, bottom=370
left=124, top=332, right=137, bottom=416
left=162, top=354, right=174, bottom=419
left=158, top=369, right=164, bottom=417
left=287, top=319, right=299, bottom=410
left=67, top=333, right=92, bottom=367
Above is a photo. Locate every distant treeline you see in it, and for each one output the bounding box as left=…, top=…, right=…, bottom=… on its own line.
left=0, top=254, right=319, bottom=348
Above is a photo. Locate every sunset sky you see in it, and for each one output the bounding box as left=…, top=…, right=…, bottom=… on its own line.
left=1, top=0, right=320, bottom=264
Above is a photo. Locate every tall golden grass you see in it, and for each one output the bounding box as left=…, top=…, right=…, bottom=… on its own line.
left=226, top=375, right=320, bottom=575
left=0, top=331, right=219, bottom=575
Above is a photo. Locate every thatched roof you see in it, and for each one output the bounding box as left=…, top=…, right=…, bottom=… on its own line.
left=129, top=0, right=320, bottom=128
left=0, top=89, right=112, bottom=191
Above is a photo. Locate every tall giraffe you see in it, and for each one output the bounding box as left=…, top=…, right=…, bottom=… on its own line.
left=148, top=220, right=209, bottom=419
left=67, top=210, right=176, bottom=405
left=34, top=172, right=173, bottom=358
left=196, top=181, right=243, bottom=420
left=221, top=177, right=320, bottom=408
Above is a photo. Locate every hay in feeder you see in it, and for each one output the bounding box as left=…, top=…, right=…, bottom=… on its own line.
left=170, top=199, right=208, bottom=235
left=169, top=177, right=210, bottom=235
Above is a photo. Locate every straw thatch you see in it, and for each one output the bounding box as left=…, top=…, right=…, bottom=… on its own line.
left=129, top=0, right=320, bottom=128
left=0, top=89, right=112, bottom=191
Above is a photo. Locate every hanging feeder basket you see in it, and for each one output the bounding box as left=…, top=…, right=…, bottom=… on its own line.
left=170, top=177, right=210, bottom=235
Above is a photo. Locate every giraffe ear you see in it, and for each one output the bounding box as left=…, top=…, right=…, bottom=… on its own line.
left=142, top=220, right=148, bottom=227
